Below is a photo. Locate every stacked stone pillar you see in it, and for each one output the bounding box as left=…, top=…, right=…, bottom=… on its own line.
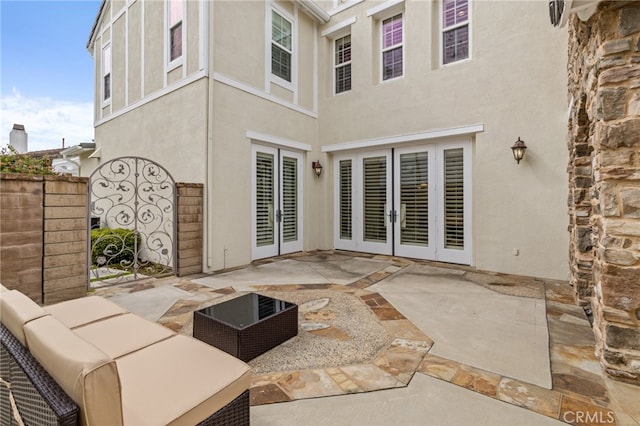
left=567, top=1, right=640, bottom=385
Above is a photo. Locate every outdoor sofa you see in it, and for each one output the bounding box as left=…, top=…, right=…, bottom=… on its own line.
left=0, top=284, right=251, bottom=425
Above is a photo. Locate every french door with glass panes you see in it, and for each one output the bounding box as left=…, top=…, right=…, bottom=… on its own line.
left=252, top=146, right=303, bottom=260
left=334, top=140, right=471, bottom=264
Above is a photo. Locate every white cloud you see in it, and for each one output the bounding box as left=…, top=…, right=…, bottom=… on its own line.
left=0, top=88, right=94, bottom=152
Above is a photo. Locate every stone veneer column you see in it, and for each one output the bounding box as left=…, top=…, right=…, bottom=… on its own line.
left=567, top=1, right=640, bottom=384
left=176, top=183, right=203, bottom=276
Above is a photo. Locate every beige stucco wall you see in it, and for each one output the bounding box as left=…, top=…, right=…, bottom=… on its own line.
left=317, top=0, right=569, bottom=280
left=208, top=81, right=321, bottom=271
left=212, top=0, right=316, bottom=112
left=87, top=0, right=570, bottom=281
left=91, top=78, right=208, bottom=184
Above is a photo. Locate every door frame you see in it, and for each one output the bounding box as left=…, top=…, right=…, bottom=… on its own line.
left=333, top=138, right=472, bottom=264
left=251, top=145, right=304, bottom=260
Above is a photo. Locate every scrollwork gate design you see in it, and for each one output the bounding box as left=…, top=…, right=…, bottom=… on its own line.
left=88, top=157, right=176, bottom=287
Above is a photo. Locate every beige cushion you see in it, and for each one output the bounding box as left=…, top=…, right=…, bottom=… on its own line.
left=74, top=313, right=175, bottom=359
left=0, top=290, right=49, bottom=346
left=0, top=283, right=9, bottom=292
left=24, top=316, right=124, bottom=426
left=117, top=335, right=251, bottom=426
left=45, top=296, right=127, bottom=329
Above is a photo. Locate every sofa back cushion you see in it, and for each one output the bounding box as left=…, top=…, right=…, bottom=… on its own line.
left=45, top=296, right=128, bottom=329
left=0, top=290, right=48, bottom=346
left=24, top=315, right=124, bottom=426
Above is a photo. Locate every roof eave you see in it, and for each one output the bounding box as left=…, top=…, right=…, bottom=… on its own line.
left=87, top=0, right=107, bottom=51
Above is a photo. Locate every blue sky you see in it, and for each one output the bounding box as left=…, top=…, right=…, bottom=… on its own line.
left=1, top=0, right=102, bottom=151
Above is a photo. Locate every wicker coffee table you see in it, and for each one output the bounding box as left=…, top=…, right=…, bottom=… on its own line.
left=193, top=293, right=298, bottom=362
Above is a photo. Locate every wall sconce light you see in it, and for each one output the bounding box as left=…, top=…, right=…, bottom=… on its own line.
left=511, top=137, right=528, bottom=164
left=312, top=160, right=323, bottom=177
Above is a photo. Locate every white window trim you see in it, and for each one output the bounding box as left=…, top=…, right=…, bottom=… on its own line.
left=166, top=0, right=185, bottom=73
left=267, top=4, right=297, bottom=92
left=380, top=13, right=404, bottom=82
left=246, top=130, right=312, bottom=152
left=321, top=16, right=356, bottom=38
left=101, top=41, right=112, bottom=108
left=321, top=123, right=484, bottom=152
left=439, top=0, right=472, bottom=67
left=366, top=0, right=404, bottom=18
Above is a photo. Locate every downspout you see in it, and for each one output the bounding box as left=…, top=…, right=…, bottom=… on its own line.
left=205, top=0, right=215, bottom=270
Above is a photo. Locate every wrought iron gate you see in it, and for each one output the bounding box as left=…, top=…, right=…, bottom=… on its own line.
left=88, top=157, right=176, bottom=287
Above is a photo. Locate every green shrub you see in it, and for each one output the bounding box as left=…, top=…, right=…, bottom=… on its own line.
left=0, top=145, right=57, bottom=175
left=91, top=228, right=140, bottom=267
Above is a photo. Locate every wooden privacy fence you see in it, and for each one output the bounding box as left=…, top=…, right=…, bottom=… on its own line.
left=0, top=173, right=202, bottom=304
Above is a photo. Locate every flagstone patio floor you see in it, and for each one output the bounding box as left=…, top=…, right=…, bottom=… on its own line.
left=92, top=251, right=639, bottom=426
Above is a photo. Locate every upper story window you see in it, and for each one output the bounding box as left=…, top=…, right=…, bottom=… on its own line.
left=102, top=43, right=112, bottom=103
left=169, top=0, right=183, bottom=62
left=271, top=10, right=293, bottom=83
left=335, top=35, right=352, bottom=93
left=381, top=14, right=403, bottom=80
left=441, top=0, right=469, bottom=65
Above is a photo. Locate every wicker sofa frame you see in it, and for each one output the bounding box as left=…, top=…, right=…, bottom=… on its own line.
left=1, top=318, right=250, bottom=426
left=1, top=323, right=79, bottom=426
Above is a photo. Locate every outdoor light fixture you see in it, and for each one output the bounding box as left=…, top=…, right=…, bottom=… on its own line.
left=511, top=137, right=528, bottom=164
left=312, top=160, right=323, bottom=177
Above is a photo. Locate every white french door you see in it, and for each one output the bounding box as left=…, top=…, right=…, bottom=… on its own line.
left=334, top=151, right=392, bottom=255
left=393, top=146, right=436, bottom=259
left=252, top=145, right=303, bottom=260
left=334, top=140, right=471, bottom=264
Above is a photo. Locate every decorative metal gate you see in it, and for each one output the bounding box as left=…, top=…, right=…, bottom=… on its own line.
left=88, top=157, right=176, bottom=287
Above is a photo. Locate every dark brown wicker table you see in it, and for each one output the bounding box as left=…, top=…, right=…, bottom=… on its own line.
left=193, top=293, right=298, bottom=362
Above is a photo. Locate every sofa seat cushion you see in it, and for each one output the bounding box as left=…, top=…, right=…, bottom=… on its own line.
left=24, top=315, right=124, bottom=426
left=116, top=335, right=251, bottom=426
left=74, top=313, right=175, bottom=359
left=0, top=290, right=49, bottom=346
left=45, top=296, right=128, bottom=329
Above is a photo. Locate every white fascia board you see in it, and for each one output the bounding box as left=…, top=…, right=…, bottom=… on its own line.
left=321, top=124, right=484, bottom=153
left=246, top=131, right=312, bottom=152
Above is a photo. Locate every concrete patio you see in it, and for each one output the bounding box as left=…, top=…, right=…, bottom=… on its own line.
left=93, top=251, right=639, bottom=425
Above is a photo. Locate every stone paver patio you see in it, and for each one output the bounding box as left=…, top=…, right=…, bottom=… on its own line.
left=92, top=251, right=639, bottom=425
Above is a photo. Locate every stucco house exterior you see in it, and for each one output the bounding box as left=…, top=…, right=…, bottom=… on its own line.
left=84, top=0, right=569, bottom=280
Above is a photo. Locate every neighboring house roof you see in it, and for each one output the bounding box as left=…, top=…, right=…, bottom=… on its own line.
left=25, top=148, right=64, bottom=160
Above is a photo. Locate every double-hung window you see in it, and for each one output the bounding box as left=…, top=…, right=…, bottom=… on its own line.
left=271, top=10, right=293, bottom=83
left=169, top=0, right=183, bottom=62
left=441, top=0, right=469, bottom=65
left=381, top=14, right=403, bottom=80
left=102, top=43, right=111, bottom=103
left=335, top=35, right=352, bottom=93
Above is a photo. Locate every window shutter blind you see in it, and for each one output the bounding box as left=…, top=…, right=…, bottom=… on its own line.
left=400, top=152, right=429, bottom=246
left=340, top=160, right=352, bottom=239
left=256, top=152, right=274, bottom=247
left=363, top=156, right=387, bottom=242
left=443, top=148, right=464, bottom=249
left=282, top=156, right=297, bottom=242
